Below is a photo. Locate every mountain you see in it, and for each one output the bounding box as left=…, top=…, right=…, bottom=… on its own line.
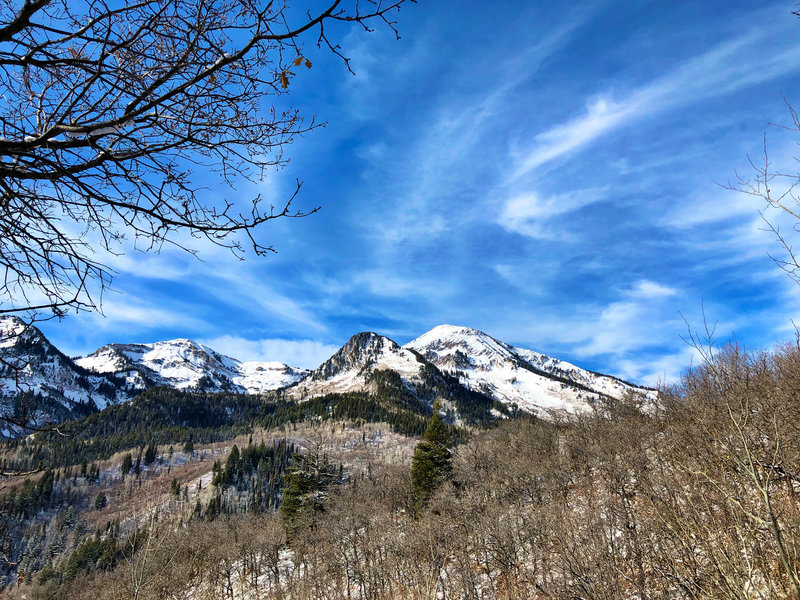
left=287, top=325, right=635, bottom=419
left=405, top=324, right=655, bottom=416
left=0, top=316, right=129, bottom=436
left=288, top=332, right=428, bottom=398
left=0, top=319, right=655, bottom=436
left=75, top=339, right=307, bottom=394
left=0, top=319, right=306, bottom=437
left=286, top=332, right=501, bottom=425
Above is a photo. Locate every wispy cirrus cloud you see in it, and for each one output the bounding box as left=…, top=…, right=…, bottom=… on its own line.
left=68, top=295, right=208, bottom=338
left=629, top=280, right=678, bottom=299
left=102, top=234, right=328, bottom=334
left=510, top=26, right=800, bottom=179
left=498, top=187, right=608, bottom=240
left=352, top=6, right=599, bottom=250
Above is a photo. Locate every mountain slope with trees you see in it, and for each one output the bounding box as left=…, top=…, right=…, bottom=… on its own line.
left=5, top=340, right=798, bottom=600
left=0, top=319, right=655, bottom=438
left=0, top=317, right=132, bottom=436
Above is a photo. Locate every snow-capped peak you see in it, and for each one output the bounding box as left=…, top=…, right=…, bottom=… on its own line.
left=288, top=332, right=427, bottom=399
left=0, top=316, right=51, bottom=352
left=0, top=315, right=28, bottom=346
left=405, top=325, right=653, bottom=416
left=405, top=324, right=520, bottom=369
left=76, top=338, right=306, bottom=394
left=0, top=317, right=128, bottom=433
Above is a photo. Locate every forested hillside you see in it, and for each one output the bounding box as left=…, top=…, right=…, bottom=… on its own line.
left=0, top=342, right=795, bottom=599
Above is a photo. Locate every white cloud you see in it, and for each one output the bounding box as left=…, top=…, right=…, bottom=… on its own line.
left=355, top=9, right=595, bottom=251
left=93, top=298, right=207, bottom=330
left=352, top=269, right=456, bottom=300
left=198, top=335, right=339, bottom=369
left=101, top=234, right=328, bottom=333
left=487, top=280, right=699, bottom=384
left=499, top=285, right=680, bottom=356
left=630, top=280, right=678, bottom=299
left=658, top=187, right=759, bottom=229
left=576, top=297, right=665, bottom=357
left=208, top=269, right=327, bottom=332
left=512, top=97, right=633, bottom=178
left=498, top=187, right=608, bottom=239
left=616, top=347, right=701, bottom=387
left=510, top=26, right=800, bottom=178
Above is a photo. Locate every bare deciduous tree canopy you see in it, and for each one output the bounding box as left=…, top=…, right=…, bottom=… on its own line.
left=729, top=98, right=800, bottom=287
left=0, top=0, right=409, bottom=317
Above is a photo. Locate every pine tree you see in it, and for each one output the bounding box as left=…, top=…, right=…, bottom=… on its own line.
left=143, top=443, right=157, bottom=465
left=226, top=445, right=240, bottom=476
left=280, top=451, right=339, bottom=525
left=410, top=401, right=452, bottom=508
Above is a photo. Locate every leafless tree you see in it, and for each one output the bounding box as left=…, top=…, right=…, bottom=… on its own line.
left=0, top=0, right=411, bottom=318
left=739, top=7, right=800, bottom=284
left=727, top=99, right=800, bottom=286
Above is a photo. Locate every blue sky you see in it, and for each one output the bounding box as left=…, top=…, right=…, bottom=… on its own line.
left=38, top=1, right=800, bottom=385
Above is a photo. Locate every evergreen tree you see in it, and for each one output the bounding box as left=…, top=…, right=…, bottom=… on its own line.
left=410, top=401, right=452, bottom=508
left=280, top=451, right=339, bottom=525
left=226, top=445, right=240, bottom=482
left=143, top=443, right=157, bottom=465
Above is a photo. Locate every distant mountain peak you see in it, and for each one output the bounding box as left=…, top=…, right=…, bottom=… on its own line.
left=308, top=332, right=406, bottom=380
left=343, top=331, right=395, bottom=350
left=0, top=315, right=40, bottom=342
left=406, top=324, right=654, bottom=416
left=422, top=324, right=483, bottom=335
left=0, top=317, right=129, bottom=436
left=0, top=314, right=25, bottom=327
left=76, top=339, right=306, bottom=394
left=289, top=331, right=425, bottom=398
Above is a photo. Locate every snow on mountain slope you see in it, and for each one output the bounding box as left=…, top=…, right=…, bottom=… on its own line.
left=405, top=325, right=654, bottom=416
left=0, top=316, right=129, bottom=435
left=288, top=332, right=429, bottom=399
left=1, top=317, right=654, bottom=433
left=234, top=361, right=308, bottom=393
left=76, top=339, right=306, bottom=394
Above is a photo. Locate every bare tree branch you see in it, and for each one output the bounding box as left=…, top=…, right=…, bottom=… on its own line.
left=0, top=0, right=414, bottom=318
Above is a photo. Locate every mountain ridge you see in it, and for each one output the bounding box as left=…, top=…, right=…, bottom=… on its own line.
left=0, top=316, right=654, bottom=436
left=75, top=339, right=307, bottom=394
left=0, top=316, right=130, bottom=436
